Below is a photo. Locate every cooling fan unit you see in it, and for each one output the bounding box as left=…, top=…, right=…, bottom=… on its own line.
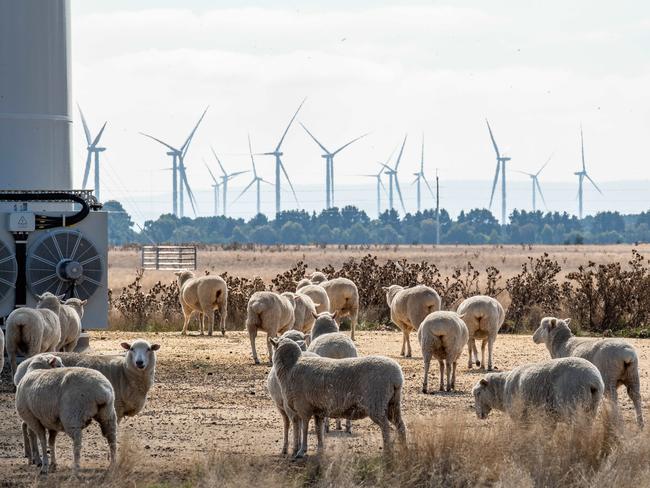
left=0, top=239, right=17, bottom=303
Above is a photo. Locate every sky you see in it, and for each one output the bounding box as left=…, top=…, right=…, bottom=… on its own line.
left=70, top=1, right=650, bottom=224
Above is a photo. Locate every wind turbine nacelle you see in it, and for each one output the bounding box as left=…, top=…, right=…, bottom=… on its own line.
left=500, top=157, right=511, bottom=162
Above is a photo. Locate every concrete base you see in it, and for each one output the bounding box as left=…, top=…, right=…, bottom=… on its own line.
left=74, top=331, right=90, bottom=352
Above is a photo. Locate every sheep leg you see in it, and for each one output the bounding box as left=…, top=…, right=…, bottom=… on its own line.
left=97, top=406, right=117, bottom=467
left=422, top=351, right=431, bottom=393
left=295, top=418, right=309, bottom=458
left=450, top=361, right=457, bottom=390
left=48, top=430, right=58, bottom=472
left=374, top=416, right=392, bottom=453
left=487, top=336, right=495, bottom=371
left=28, top=428, right=40, bottom=466
left=400, top=328, right=406, bottom=356
left=324, top=417, right=330, bottom=433
left=439, top=360, right=445, bottom=391
left=266, top=334, right=275, bottom=366
left=71, top=428, right=82, bottom=473
left=34, top=424, right=48, bottom=474
left=480, top=339, right=487, bottom=371
left=219, top=305, right=227, bottom=336
left=202, top=306, right=214, bottom=336
left=625, top=381, right=644, bottom=428
left=314, top=416, right=325, bottom=453
left=181, top=305, right=192, bottom=335
left=404, top=327, right=413, bottom=357
left=10, top=351, right=18, bottom=380
left=335, top=418, right=342, bottom=430
left=350, top=306, right=359, bottom=341
left=248, top=326, right=260, bottom=364
left=281, top=410, right=290, bottom=455
left=291, top=417, right=301, bottom=456
left=466, top=338, right=475, bottom=369
left=199, top=312, right=205, bottom=335
left=22, top=422, right=31, bottom=459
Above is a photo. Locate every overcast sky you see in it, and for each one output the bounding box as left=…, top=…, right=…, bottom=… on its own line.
left=71, top=1, right=650, bottom=221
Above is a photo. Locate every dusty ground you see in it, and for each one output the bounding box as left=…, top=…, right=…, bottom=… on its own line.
left=1, top=330, right=649, bottom=486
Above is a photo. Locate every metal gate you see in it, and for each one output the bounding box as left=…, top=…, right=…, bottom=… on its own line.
left=141, top=245, right=197, bottom=270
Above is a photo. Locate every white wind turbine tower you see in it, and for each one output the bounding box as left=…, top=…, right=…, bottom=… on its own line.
left=210, top=147, right=248, bottom=218
left=486, top=119, right=511, bottom=225
left=140, top=107, right=208, bottom=217
left=78, top=105, right=107, bottom=201
left=259, top=99, right=304, bottom=214
left=516, top=154, right=552, bottom=212
left=575, top=127, right=603, bottom=219
left=234, top=135, right=273, bottom=216
left=360, top=165, right=388, bottom=218
left=300, top=123, right=368, bottom=208
left=380, top=135, right=408, bottom=214
left=204, top=160, right=221, bottom=216
left=412, top=134, right=435, bottom=212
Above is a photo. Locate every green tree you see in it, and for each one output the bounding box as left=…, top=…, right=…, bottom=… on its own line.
left=249, top=224, right=278, bottom=244
left=280, top=221, right=306, bottom=244
left=103, top=200, right=137, bottom=245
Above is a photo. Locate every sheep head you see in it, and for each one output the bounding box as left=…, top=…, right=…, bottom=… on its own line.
left=122, top=339, right=160, bottom=371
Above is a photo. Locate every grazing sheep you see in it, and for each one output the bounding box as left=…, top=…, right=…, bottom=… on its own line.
left=36, top=293, right=83, bottom=352
left=320, top=278, right=360, bottom=340
left=295, top=278, right=312, bottom=290
left=472, top=357, right=604, bottom=421
left=63, top=298, right=86, bottom=322
left=533, top=317, right=644, bottom=427
left=246, top=291, right=295, bottom=364
left=456, top=295, right=505, bottom=371
left=272, top=338, right=407, bottom=458
left=297, top=284, right=330, bottom=314
left=175, top=270, right=228, bottom=336
left=309, top=271, right=328, bottom=284
left=384, top=284, right=441, bottom=357
left=5, top=305, right=61, bottom=378
left=418, top=311, right=469, bottom=393
left=16, top=354, right=117, bottom=474
left=307, top=311, right=340, bottom=344
left=282, top=292, right=319, bottom=333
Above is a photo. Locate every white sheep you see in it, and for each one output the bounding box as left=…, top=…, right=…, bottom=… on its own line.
left=320, top=278, right=360, bottom=341
left=384, top=284, right=441, bottom=357
left=281, top=292, right=319, bottom=333
left=533, top=317, right=644, bottom=427
left=295, top=278, right=313, bottom=290
left=307, top=311, right=340, bottom=344
left=418, top=311, right=469, bottom=393
left=272, top=338, right=407, bottom=458
left=5, top=305, right=61, bottom=378
left=175, top=270, right=228, bottom=336
left=456, top=295, right=505, bottom=371
left=36, top=292, right=83, bottom=352
left=308, top=271, right=328, bottom=284
left=296, top=283, right=330, bottom=314
left=246, top=291, right=295, bottom=364
left=472, top=357, right=604, bottom=421
left=16, top=354, right=117, bottom=474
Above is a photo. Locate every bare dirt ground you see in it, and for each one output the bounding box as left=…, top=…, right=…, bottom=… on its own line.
left=1, top=330, right=649, bottom=486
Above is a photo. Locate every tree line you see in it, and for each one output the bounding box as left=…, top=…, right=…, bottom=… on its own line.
left=104, top=200, right=650, bottom=246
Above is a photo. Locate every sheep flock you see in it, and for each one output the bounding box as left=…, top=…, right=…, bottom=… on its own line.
left=0, top=268, right=646, bottom=477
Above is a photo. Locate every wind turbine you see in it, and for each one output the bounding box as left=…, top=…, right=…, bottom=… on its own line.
left=78, top=105, right=107, bottom=201
left=516, top=154, right=552, bottom=212
left=140, top=107, right=208, bottom=217
left=486, top=119, right=511, bottom=225
left=259, top=99, right=305, bottom=215
left=204, top=160, right=221, bottom=216
left=234, top=135, right=272, bottom=216
left=210, top=147, right=248, bottom=218
left=300, top=123, right=368, bottom=208
left=575, top=127, right=603, bottom=219
left=360, top=166, right=388, bottom=218
left=412, top=134, right=435, bottom=212
left=380, top=135, right=408, bottom=214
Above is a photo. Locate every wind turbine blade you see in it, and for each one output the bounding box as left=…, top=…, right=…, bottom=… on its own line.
left=394, top=176, right=406, bottom=213
left=91, top=121, right=107, bottom=147
left=423, top=177, right=435, bottom=198
left=180, top=166, right=198, bottom=215
left=411, top=176, right=419, bottom=185
left=420, top=133, right=424, bottom=173
left=210, top=146, right=227, bottom=175
left=140, top=132, right=179, bottom=153
left=585, top=173, right=604, bottom=195
left=233, top=179, right=256, bottom=203
left=580, top=126, right=586, bottom=172
left=276, top=98, right=306, bottom=152
left=227, top=170, right=249, bottom=180
left=514, top=170, right=534, bottom=176
left=379, top=178, right=389, bottom=198
left=247, top=134, right=258, bottom=177
left=486, top=119, right=501, bottom=159
left=537, top=153, right=553, bottom=176
left=394, top=134, right=408, bottom=170
left=535, top=179, right=548, bottom=209
left=77, top=104, right=92, bottom=145
left=332, top=132, right=369, bottom=155
left=261, top=178, right=273, bottom=186
left=181, top=106, right=209, bottom=157
left=279, top=161, right=299, bottom=204
left=82, top=151, right=92, bottom=188
left=300, top=122, right=330, bottom=154
left=488, top=161, right=500, bottom=209
left=203, top=161, right=218, bottom=184
left=379, top=163, right=393, bottom=173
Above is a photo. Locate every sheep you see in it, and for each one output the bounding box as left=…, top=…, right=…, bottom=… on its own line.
left=16, top=354, right=117, bottom=474
left=297, top=283, right=330, bottom=314
left=472, top=357, right=604, bottom=422
left=456, top=295, right=505, bottom=371
left=5, top=304, right=61, bottom=378
left=15, top=339, right=160, bottom=422
left=307, top=311, right=340, bottom=344
left=418, top=311, right=469, bottom=393
left=308, top=271, right=328, bottom=284
left=36, top=292, right=83, bottom=352
left=272, top=338, right=407, bottom=458
left=533, top=317, right=644, bottom=427
left=295, top=278, right=312, bottom=290
left=246, top=291, right=295, bottom=364
left=175, top=270, right=228, bottom=336
left=281, top=292, right=319, bottom=333
left=384, top=284, right=441, bottom=357
left=319, top=278, right=360, bottom=340
left=267, top=330, right=318, bottom=456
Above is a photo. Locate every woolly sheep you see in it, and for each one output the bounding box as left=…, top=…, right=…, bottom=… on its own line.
left=533, top=317, right=644, bottom=427
left=309, top=271, right=328, bottom=284
left=472, top=357, right=604, bottom=421
left=175, top=270, right=228, bottom=336
left=37, top=292, right=84, bottom=352
left=307, top=311, right=340, bottom=344
left=320, top=278, right=360, bottom=340
left=456, top=295, right=505, bottom=371
left=281, top=292, right=319, bottom=332
left=297, top=283, right=330, bottom=314
left=5, top=304, right=61, bottom=378
left=16, top=354, right=117, bottom=474
left=246, top=291, right=295, bottom=364
left=384, top=284, right=441, bottom=357
left=418, top=311, right=469, bottom=393
left=272, top=338, right=407, bottom=458
left=295, top=278, right=312, bottom=290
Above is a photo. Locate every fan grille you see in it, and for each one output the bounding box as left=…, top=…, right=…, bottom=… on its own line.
left=26, top=230, right=103, bottom=300
left=0, top=239, right=17, bottom=303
